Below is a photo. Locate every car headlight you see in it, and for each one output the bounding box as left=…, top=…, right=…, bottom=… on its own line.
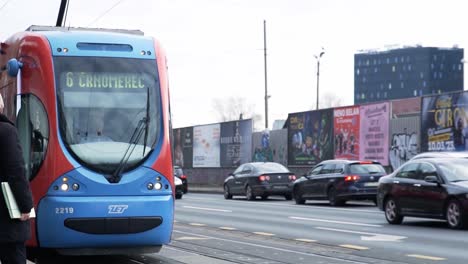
left=174, top=177, right=182, bottom=186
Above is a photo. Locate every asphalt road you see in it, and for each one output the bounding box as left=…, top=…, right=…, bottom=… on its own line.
left=172, top=193, right=468, bottom=264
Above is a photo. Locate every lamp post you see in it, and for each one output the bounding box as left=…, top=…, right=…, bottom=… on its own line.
left=315, top=49, right=325, bottom=110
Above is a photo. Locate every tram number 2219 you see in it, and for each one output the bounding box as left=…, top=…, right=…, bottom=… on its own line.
left=55, top=207, right=74, bottom=214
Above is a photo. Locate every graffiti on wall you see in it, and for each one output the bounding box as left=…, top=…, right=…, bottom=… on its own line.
left=389, top=130, right=418, bottom=171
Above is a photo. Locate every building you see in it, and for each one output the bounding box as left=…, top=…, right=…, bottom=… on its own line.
left=354, top=46, right=464, bottom=104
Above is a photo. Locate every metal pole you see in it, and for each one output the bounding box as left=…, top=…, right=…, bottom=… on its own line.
left=56, top=0, right=69, bottom=27
left=264, top=20, right=269, bottom=129
left=316, top=59, right=320, bottom=110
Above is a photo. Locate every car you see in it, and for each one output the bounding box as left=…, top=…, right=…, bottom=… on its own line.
left=292, top=160, right=386, bottom=206
left=174, top=176, right=183, bottom=199
left=377, top=157, right=468, bottom=229
left=174, top=166, right=188, bottom=193
left=223, top=162, right=296, bottom=200
left=410, top=151, right=468, bottom=160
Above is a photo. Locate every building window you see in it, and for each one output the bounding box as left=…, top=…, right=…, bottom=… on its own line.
left=439, top=72, right=443, bottom=78
left=366, top=60, right=370, bottom=66
left=392, top=65, right=396, bottom=72
left=403, top=65, right=407, bottom=71
left=401, top=82, right=404, bottom=89
left=423, top=81, right=427, bottom=87
left=440, top=63, right=444, bottom=70
left=377, top=92, right=380, bottom=98
left=431, top=63, right=434, bottom=69
left=459, top=64, right=463, bottom=71
left=399, top=73, right=403, bottom=80
left=433, top=54, right=437, bottom=61
left=414, top=90, right=417, bottom=96
left=394, top=57, right=398, bottom=63
left=388, top=83, right=392, bottom=90
left=361, top=93, right=365, bottom=99
left=384, top=92, right=387, bottom=98
left=356, top=68, right=360, bottom=75
left=386, top=58, right=390, bottom=64
left=373, top=59, right=377, bottom=65
left=400, top=56, right=404, bottom=63
left=438, top=89, right=441, bottom=94
left=362, top=77, right=367, bottom=83
left=420, top=72, right=424, bottom=79
left=419, top=89, right=423, bottom=96
left=433, top=72, right=438, bottom=79
left=408, top=64, right=412, bottom=71
left=374, top=67, right=378, bottom=73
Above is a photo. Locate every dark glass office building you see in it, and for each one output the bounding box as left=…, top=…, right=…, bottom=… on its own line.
left=354, top=46, right=464, bottom=104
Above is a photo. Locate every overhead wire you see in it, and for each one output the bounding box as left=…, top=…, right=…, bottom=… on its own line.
left=86, top=0, right=125, bottom=27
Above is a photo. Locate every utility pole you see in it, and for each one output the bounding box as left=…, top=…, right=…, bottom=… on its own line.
left=263, top=20, right=269, bottom=129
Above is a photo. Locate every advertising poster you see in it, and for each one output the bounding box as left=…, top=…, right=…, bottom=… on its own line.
left=421, top=91, right=468, bottom=152
left=287, top=109, right=333, bottom=166
left=333, top=106, right=360, bottom=160
left=359, top=102, right=390, bottom=165
left=252, top=129, right=288, bottom=165
left=173, top=127, right=193, bottom=168
left=220, top=119, right=253, bottom=167
left=193, top=124, right=221, bottom=167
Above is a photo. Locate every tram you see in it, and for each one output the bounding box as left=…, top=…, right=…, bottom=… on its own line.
left=0, top=25, right=174, bottom=255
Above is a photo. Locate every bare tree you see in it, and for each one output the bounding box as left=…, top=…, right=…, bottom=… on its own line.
left=212, top=96, right=256, bottom=122
left=318, top=92, right=345, bottom=109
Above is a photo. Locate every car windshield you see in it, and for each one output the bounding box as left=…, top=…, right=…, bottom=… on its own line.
left=253, top=163, right=289, bottom=173
left=437, top=160, right=468, bottom=182
left=349, top=164, right=386, bottom=174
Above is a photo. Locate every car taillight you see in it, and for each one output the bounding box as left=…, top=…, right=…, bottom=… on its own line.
left=180, top=175, right=187, bottom=179
left=288, top=175, right=296, bottom=181
left=344, top=175, right=360, bottom=181
left=259, top=175, right=270, bottom=181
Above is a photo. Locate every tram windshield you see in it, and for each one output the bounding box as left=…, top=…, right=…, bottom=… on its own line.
left=55, top=57, right=160, bottom=174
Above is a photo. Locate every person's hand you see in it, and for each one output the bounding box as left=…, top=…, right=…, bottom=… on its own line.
left=20, top=213, right=30, bottom=221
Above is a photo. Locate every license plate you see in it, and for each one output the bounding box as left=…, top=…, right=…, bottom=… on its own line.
left=364, top=182, right=379, bottom=187
left=273, top=185, right=287, bottom=189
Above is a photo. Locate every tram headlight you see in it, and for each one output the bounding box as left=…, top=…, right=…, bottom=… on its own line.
left=72, top=183, right=80, bottom=191
left=60, top=183, right=69, bottom=191
left=147, top=183, right=154, bottom=190
left=154, top=182, right=163, bottom=190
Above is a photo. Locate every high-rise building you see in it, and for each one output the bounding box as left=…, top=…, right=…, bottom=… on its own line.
left=354, top=46, right=464, bottom=104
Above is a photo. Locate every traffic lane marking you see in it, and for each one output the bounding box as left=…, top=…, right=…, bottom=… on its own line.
left=182, top=205, right=232, bottom=213
left=407, top=254, right=446, bottom=261
left=173, top=229, right=367, bottom=264
left=294, top=238, right=317, bottom=243
left=316, top=227, right=407, bottom=242
left=289, top=216, right=382, bottom=227
left=340, top=244, right=369, bottom=250
left=184, top=196, right=379, bottom=214
left=253, top=232, right=275, bottom=236
left=219, top=226, right=237, bottom=230
left=189, top=223, right=206, bottom=226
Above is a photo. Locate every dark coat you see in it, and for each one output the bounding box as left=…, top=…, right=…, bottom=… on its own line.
left=0, top=113, right=34, bottom=243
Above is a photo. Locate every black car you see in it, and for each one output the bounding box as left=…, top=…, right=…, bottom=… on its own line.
left=410, top=151, right=468, bottom=160
left=377, top=157, right=468, bottom=229
left=292, top=160, right=386, bottom=206
left=174, top=176, right=183, bottom=199
left=174, top=166, right=188, bottom=193
left=223, top=162, right=296, bottom=200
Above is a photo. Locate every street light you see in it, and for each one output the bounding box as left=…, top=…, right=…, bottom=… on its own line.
left=315, top=49, right=325, bottom=110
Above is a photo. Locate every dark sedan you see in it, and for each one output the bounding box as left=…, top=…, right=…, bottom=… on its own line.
left=223, top=162, right=296, bottom=200
left=292, top=160, right=386, bottom=206
left=377, top=157, right=468, bottom=229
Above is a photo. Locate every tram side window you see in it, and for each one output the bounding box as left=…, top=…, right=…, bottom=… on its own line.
left=16, top=94, right=49, bottom=180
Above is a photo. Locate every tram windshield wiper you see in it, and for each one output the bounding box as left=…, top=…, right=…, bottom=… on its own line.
left=110, top=86, right=151, bottom=183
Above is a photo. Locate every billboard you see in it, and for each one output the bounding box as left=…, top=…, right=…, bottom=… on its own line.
left=421, top=91, right=468, bottom=152
left=220, top=119, right=252, bottom=167
left=252, top=129, right=288, bottom=165
left=359, top=102, right=390, bottom=165
left=193, top=124, right=221, bottom=167
left=333, top=106, right=360, bottom=160
left=287, top=109, right=333, bottom=166
left=173, top=127, right=193, bottom=168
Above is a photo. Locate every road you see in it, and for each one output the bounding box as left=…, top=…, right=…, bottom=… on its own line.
left=170, top=193, right=468, bottom=264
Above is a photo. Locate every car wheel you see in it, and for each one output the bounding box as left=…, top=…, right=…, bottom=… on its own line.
left=284, top=194, right=293, bottom=201
left=224, top=185, right=232, bottom=199
left=294, top=188, right=305, bottom=205
left=183, top=186, right=188, bottom=194
left=446, top=199, right=464, bottom=229
left=384, top=197, right=403, bottom=224
left=246, top=185, right=256, bottom=201
left=175, top=193, right=182, bottom=199
left=261, top=195, right=268, bottom=200
left=328, top=186, right=344, bottom=206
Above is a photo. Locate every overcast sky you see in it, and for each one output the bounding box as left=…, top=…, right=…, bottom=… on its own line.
left=1, top=0, right=468, bottom=129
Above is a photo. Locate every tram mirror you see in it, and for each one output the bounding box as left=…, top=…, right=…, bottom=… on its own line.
left=7, top=58, right=23, bottom=77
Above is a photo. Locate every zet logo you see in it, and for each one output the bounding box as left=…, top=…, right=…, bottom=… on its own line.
left=108, top=205, right=129, bottom=214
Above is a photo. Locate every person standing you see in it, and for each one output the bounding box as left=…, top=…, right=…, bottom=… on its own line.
left=0, top=93, right=34, bottom=264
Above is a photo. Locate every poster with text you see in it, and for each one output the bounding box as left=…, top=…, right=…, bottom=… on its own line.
left=359, top=102, right=390, bottom=165
left=173, top=127, right=193, bottom=168
left=287, top=109, right=333, bottom=166
left=334, top=106, right=360, bottom=160
left=193, top=124, right=221, bottom=167
left=421, top=91, right=468, bottom=152
left=220, top=119, right=253, bottom=167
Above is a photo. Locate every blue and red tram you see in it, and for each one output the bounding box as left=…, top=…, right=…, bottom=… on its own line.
left=0, top=26, right=174, bottom=255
